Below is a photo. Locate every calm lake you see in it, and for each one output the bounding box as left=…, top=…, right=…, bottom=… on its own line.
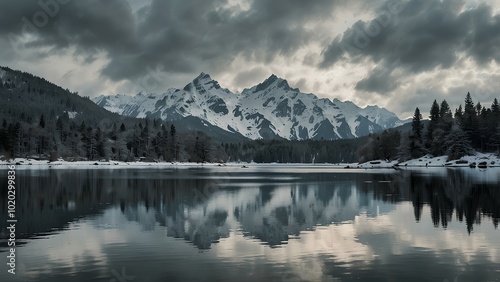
left=1, top=165, right=500, bottom=282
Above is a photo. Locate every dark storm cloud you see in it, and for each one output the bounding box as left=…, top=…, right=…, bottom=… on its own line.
left=0, top=0, right=353, bottom=83
left=321, top=0, right=500, bottom=94
left=355, top=66, right=398, bottom=93
left=102, top=0, right=343, bottom=81
left=0, top=1, right=137, bottom=57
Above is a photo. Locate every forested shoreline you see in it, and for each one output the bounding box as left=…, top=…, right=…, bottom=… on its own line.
left=0, top=66, right=225, bottom=163
left=221, top=93, right=500, bottom=163
left=1, top=66, right=499, bottom=164
left=2, top=93, right=499, bottom=164
left=401, top=93, right=500, bottom=161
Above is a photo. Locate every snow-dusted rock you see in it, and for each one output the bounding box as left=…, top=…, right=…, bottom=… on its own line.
left=93, top=73, right=406, bottom=140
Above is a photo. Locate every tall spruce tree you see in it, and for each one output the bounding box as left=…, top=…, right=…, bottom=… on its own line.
left=426, top=100, right=440, bottom=152
left=492, top=98, right=500, bottom=117
left=455, top=105, right=463, bottom=119
left=433, top=100, right=454, bottom=155
left=170, top=124, right=177, bottom=161
left=446, top=121, right=473, bottom=160
left=39, top=114, right=46, bottom=128
left=410, top=107, right=425, bottom=158
left=489, top=99, right=500, bottom=152
left=462, top=92, right=479, bottom=147
left=491, top=123, right=500, bottom=155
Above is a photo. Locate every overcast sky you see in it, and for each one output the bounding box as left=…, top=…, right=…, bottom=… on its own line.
left=1, top=0, right=500, bottom=118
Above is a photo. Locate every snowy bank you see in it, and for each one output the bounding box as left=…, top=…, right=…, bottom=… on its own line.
left=399, top=153, right=500, bottom=168
left=354, top=153, right=500, bottom=169
left=0, top=158, right=228, bottom=170
left=356, top=160, right=399, bottom=169
left=1, top=153, right=499, bottom=170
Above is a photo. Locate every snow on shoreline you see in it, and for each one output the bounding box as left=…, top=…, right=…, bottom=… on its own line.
left=356, top=153, right=499, bottom=169
left=0, top=158, right=224, bottom=170
left=0, top=153, right=499, bottom=170
left=0, top=159, right=356, bottom=170
left=398, top=153, right=500, bottom=168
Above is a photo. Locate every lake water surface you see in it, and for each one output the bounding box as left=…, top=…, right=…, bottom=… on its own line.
left=1, top=165, right=500, bottom=281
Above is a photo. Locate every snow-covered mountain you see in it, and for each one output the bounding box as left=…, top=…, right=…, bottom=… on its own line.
left=93, top=73, right=406, bottom=140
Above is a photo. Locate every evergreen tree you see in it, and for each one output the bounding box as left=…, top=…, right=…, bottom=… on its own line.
left=446, top=121, right=473, bottom=160
left=464, top=92, right=475, bottom=115
left=94, top=127, right=104, bottom=159
left=79, top=121, right=86, bottom=133
left=396, top=132, right=411, bottom=162
left=170, top=124, right=177, bottom=161
left=141, top=120, right=150, bottom=157
left=475, top=102, right=483, bottom=118
left=409, top=107, right=425, bottom=158
left=115, top=131, right=129, bottom=161
left=431, top=100, right=454, bottom=155
left=56, top=117, right=63, bottom=132
left=39, top=114, right=46, bottom=128
left=160, top=124, right=169, bottom=160
left=426, top=100, right=440, bottom=152
left=487, top=99, right=500, bottom=152
left=491, top=123, right=500, bottom=155
left=379, top=130, right=401, bottom=160
left=411, top=107, right=423, bottom=140
left=492, top=98, right=500, bottom=117
left=151, top=132, right=162, bottom=159
left=462, top=92, right=479, bottom=147
left=477, top=105, right=491, bottom=152
left=0, top=126, right=6, bottom=154
left=9, top=122, right=22, bottom=157
left=455, top=105, right=463, bottom=119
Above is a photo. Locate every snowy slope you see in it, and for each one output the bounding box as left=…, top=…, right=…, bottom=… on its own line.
left=93, top=73, right=407, bottom=140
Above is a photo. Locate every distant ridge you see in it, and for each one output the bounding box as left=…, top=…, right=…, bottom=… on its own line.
left=94, top=73, right=407, bottom=140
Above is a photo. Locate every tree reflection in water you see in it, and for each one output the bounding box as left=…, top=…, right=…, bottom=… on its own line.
left=0, top=167, right=499, bottom=250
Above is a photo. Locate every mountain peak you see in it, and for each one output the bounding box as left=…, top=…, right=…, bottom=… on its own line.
left=251, top=74, right=286, bottom=92
left=268, top=74, right=278, bottom=81
left=184, top=72, right=222, bottom=93
left=93, top=71, right=406, bottom=140
left=197, top=72, right=212, bottom=80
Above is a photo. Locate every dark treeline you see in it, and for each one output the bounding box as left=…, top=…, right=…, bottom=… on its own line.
left=402, top=93, right=500, bottom=160
left=0, top=66, right=227, bottom=163
left=0, top=114, right=225, bottom=163
left=223, top=93, right=500, bottom=163
left=220, top=130, right=398, bottom=163
left=358, top=93, right=500, bottom=162
left=1, top=64, right=498, bottom=163
left=221, top=137, right=369, bottom=163
left=352, top=93, right=500, bottom=162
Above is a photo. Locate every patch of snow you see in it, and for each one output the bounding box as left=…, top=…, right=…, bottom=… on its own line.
left=358, top=160, right=399, bottom=169
left=0, top=158, right=235, bottom=170
left=65, top=111, right=78, bottom=119
left=399, top=153, right=500, bottom=168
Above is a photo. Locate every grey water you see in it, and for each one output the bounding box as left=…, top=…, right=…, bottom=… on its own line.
left=1, top=165, right=500, bottom=282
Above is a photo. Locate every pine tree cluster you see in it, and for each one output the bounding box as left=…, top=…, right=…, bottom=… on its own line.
left=401, top=93, right=499, bottom=161
left=0, top=67, right=226, bottom=163
left=223, top=93, right=500, bottom=163
left=0, top=115, right=225, bottom=163
left=1, top=65, right=498, bottom=163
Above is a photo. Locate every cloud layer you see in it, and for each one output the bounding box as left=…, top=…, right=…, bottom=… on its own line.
left=0, top=0, right=499, bottom=117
